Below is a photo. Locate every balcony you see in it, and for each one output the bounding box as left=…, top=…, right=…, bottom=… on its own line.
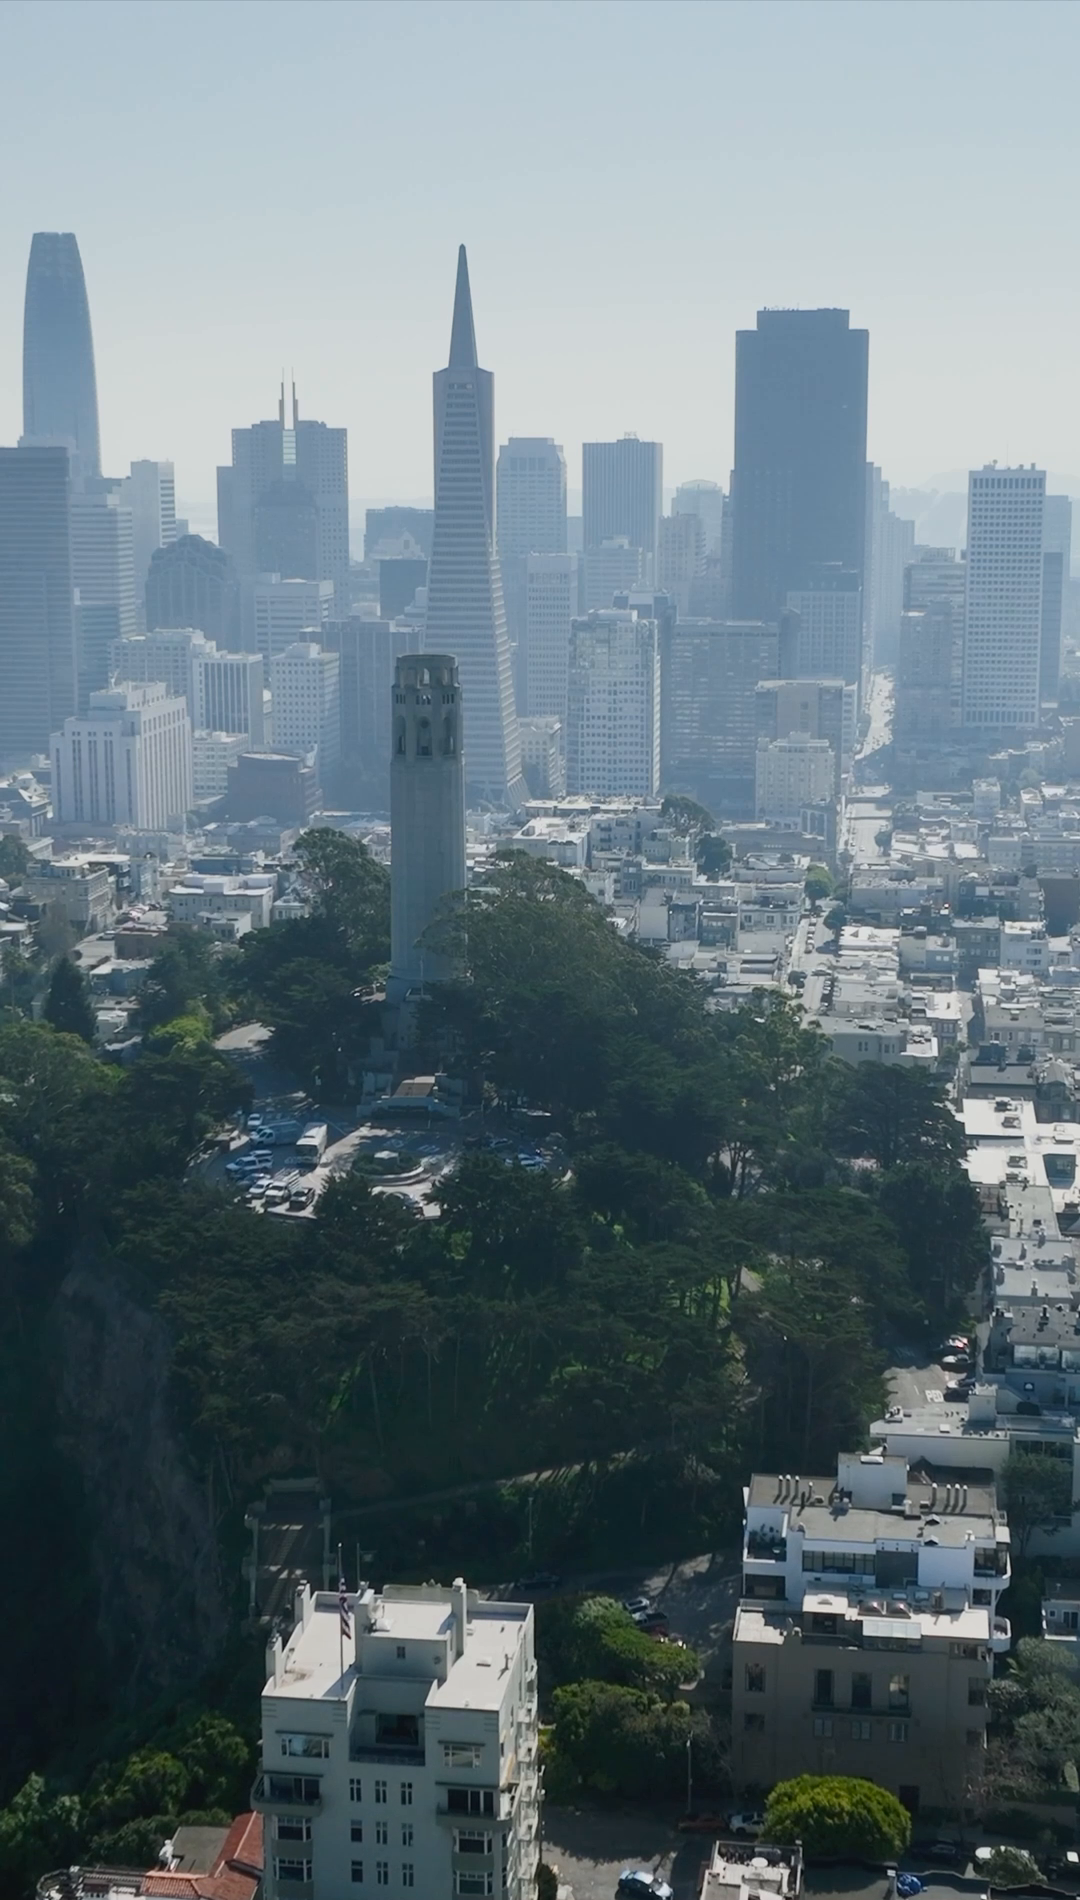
left=252, top=1774, right=323, bottom=1814
left=272, top=1883, right=312, bottom=1900
left=348, top=1743, right=425, bottom=1766
left=745, top=1531, right=787, bottom=1562
left=992, top=1616, right=1012, bottom=1654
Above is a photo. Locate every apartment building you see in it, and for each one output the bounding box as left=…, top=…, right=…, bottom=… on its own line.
left=733, top=1452, right=1010, bottom=1808
left=254, top=1579, right=539, bottom=1900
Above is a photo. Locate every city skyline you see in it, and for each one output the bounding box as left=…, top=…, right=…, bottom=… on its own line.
left=1, top=0, right=1079, bottom=508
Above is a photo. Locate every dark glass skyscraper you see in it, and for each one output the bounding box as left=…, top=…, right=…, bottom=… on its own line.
left=0, top=447, right=77, bottom=765
left=22, top=233, right=101, bottom=481
left=731, top=308, right=868, bottom=624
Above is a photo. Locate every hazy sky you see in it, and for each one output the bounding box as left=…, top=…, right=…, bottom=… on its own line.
left=2, top=0, right=1079, bottom=517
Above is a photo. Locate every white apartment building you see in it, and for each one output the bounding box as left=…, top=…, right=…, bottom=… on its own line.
left=522, top=554, right=577, bottom=720
left=962, top=466, right=1045, bottom=730
left=195, top=646, right=266, bottom=745
left=271, top=643, right=340, bottom=777
left=566, top=608, right=660, bottom=798
left=167, top=873, right=274, bottom=931
left=193, top=731, right=247, bottom=801
left=254, top=578, right=334, bottom=664
left=254, top=1579, right=539, bottom=1900
left=52, top=683, right=192, bottom=830
left=754, top=734, right=834, bottom=824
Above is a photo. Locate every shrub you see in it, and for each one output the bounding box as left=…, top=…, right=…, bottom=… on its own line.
left=763, top=1775, right=911, bottom=1860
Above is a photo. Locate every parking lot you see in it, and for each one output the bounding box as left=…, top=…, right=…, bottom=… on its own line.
left=542, top=1809, right=706, bottom=1900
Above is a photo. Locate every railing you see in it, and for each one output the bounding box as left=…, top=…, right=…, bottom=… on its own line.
left=348, top=1744, right=425, bottom=1766
left=746, top=1533, right=787, bottom=1560
left=251, top=1773, right=323, bottom=1811
left=38, top=1871, right=144, bottom=1900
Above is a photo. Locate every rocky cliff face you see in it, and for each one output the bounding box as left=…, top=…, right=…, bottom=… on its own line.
left=52, top=1257, right=230, bottom=1702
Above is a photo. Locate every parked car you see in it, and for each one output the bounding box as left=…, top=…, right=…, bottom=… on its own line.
left=633, top=1609, right=669, bottom=1631
left=288, top=1184, right=316, bottom=1210
left=252, top=1147, right=274, bottom=1167
left=912, top=1840, right=960, bottom=1864
left=623, top=1597, right=653, bottom=1617
left=617, top=1873, right=673, bottom=1900
left=726, top=1812, right=766, bottom=1840
left=939, top=1352, right=971, bottom=1371
left=514, top=1571, right=562, bottom=1592
left=246, top=1176, right=272, bottom=1201
left=226, top=1157, right=258, bottom=1177
left=944, top=1382, right=974, bottom=1402
left=263, top=1184, right=292, bottom=1208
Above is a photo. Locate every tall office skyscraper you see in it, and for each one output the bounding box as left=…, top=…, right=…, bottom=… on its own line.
left=145, top=534, right=241, bottom=645
left=271, top=642, right=341, bottom=782
left=424, top=246, right=525, bottom=806
left=1042, top=496, right=1073, bottom=705
left=673, top=480, right=725, bottom=556
left=785, top=567, right=863, bottom=690
left=122, top=460, right=176, bottom=629
left=582, top=436, right=662, bottom=569
left=389, top=653, right=467, bottom=997
left=663, top=619, right=780, bottom=816
left=865, top=466, right=915, bottom=668
left=217, top=384, right=349, bottom=628
left=324, top=617, right=424, bottom=807
left=497, top=437, right=568, bottom=659
left=0, top=446, right=77, bottom=765
left=71, top=487, right=137, bottom=708
left=22, top=233, right=101, bottom=481
left=566, top=608, right=660, bottom=797
left=962, top=466, right=1045, bottom=730
left=657, top=512, right=706, bottom=615
left=731, top=308, right=868, bottom=623
left=52, top=682, right=192, bottom=829
left=522, top=553, right=577, bottom=719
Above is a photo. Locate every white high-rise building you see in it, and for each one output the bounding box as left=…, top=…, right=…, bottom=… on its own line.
left=254, top=1576, right=539, bottom=1900
left=254, top=577, right=333, bottom=664
left=72, top=487, right=137, bottom=709
left=657, top=511, right=706, bottom=615
left=672, top=479, right=725, bottom=556
left=583, top=538, right=644, bottom=612
left=111, top=626, right=213, bottom=708
left=194, top=647, right=267, bottom=745
left=496, top=438, right=567, bottom=561
left=755, top=732, right=835, bottom=823
left=582, top=435, right=662, bottom=565
left=522, top=553, right=577, bottom=719
left=121, top=459, right=176, bottom=630
left=270, top=642, right=340, bottom=777
left=52, top=681, right=192, bottom=829
left=424, top=247, right=524, bottom=806
left=962, top=465, right=1046, bottom=730
left=566, top=608, right=660, bottom=797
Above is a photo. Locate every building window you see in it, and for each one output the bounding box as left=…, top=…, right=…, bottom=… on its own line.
left=401, top=1825, right=414, bottom=1848
left=888, top=1673, right=910, bottom=1711
left=396, top=1645, right=406, bottom=1660
left=888, top=1721, right=909, bottom=1743
left=851, top=1672, right=872, bottom=1710
left=447, top=1788, right=496, bottom=1817
left=444, top=1743, right=483, bottom=1768
left=350, top=1822, right=364, bottom=1844
left=813, top=1716, right=833, bottom=1738
left=851, top=1719, right=872, bottom=1741
left=376, top=1865, right=389, bottom=1888
left=351, top=1865, right=364, bottom=1885
left=375, top=1780, right=387, bottom=1805
left=402, top=1869, right=414, bottom=1890
left=455, top=1832, right=494, bottom=1855
left=350, top=1779, right=363, bottom=1802
left=813, top=1669, right=834, bottom=1708
left=968, top=1679, right=986, bottom=1706
left=744, top=1664, right=766, bottom=1693
left=455, top=1879, right=494, bottom=1898
left=280, top=1733, right=330, bottom=1759
left=743, top=1713, right=765, bottom=1733
left=274, top=1860, right=311, bottom=1884
left=275, top=1819, right=311, bottom=1843
left=1064, top=1611, right=1080, bottom=1631
left=375, top=1822, right=387, bottom=1847
left=400, top=1781, right=413, bottom=1806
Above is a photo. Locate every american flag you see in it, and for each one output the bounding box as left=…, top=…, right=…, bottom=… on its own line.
left=339, top=1575, right=351, bottom=1642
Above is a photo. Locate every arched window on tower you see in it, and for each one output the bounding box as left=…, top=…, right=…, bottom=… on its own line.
left=416, top=718, right=432, bottom=758
left=442, top=716, right=456, bottom=756
left=395, top=717, right=407, bottom=755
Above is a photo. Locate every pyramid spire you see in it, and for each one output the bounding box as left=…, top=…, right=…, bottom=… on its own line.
left=448, top=244, right=478, bottom=368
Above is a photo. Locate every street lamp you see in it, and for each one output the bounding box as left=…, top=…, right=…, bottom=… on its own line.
left=686, top=1732, right=693, bottom=1815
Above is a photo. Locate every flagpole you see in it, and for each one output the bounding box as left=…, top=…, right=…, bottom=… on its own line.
left=338, top=1541, right=344, bottom=1688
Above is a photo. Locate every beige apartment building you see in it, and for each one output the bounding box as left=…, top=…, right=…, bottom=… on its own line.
left=732, top=1453, right=1010, bottom=1811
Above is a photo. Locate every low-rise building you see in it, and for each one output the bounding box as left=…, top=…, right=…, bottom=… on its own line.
left=166, top=874, right=275, bottom=931
left=734, top=1451, right=1009, bottom=1808
left=254, top=1577, right=539, bottom=1900
left=699, top=1842, right=803, bottom=1900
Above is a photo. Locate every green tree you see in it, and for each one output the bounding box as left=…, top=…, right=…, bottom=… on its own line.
left=982, top=1849, right=1041, bottom=1886
left=537, top=1867, right=559, bottom=1900
left=0, top=836, right=30, bottom=884
left=44, top=955, right=97, bottom=1044
left=824, top=903, right=847, bottom=940
left=140, top=926, right=226, bottom=1033
left=987, top=1637, right=1080, bottom=1797
left=1003, top=1451, right=1072, bottom=1556
left=536, top=1595, right=698, bottom=1698
left=696, top=832, right=733, bottom=880
left=549, top=1680, right=711, bottom=1800
left=804, top=864, right=833, bottom=902
left=830, top=1062, right=965, bottom=1171
left=0, top=1776, right=83, bottom=1896
left=660, top=793, right=715, bottom=836
left=876, top=1163, right=986, bottom=1335
left=763, top=1775, right=911, bottom=1859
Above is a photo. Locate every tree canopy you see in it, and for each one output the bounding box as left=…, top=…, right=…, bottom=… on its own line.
left=43, top=956, right=96, bottom=1045
left=763, top=1775, right=911, bottom=1859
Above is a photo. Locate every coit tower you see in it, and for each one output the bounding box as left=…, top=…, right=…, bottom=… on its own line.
left=388, top=652, right=467, bottom=999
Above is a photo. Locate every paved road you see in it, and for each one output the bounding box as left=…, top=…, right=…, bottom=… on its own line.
left=543, top=1809, right=707, bottom=1900
left=857, top=669, right=894, bottom=763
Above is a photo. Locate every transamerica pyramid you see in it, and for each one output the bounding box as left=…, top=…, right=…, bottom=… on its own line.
left=424, top=246, right=526, bottom=808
